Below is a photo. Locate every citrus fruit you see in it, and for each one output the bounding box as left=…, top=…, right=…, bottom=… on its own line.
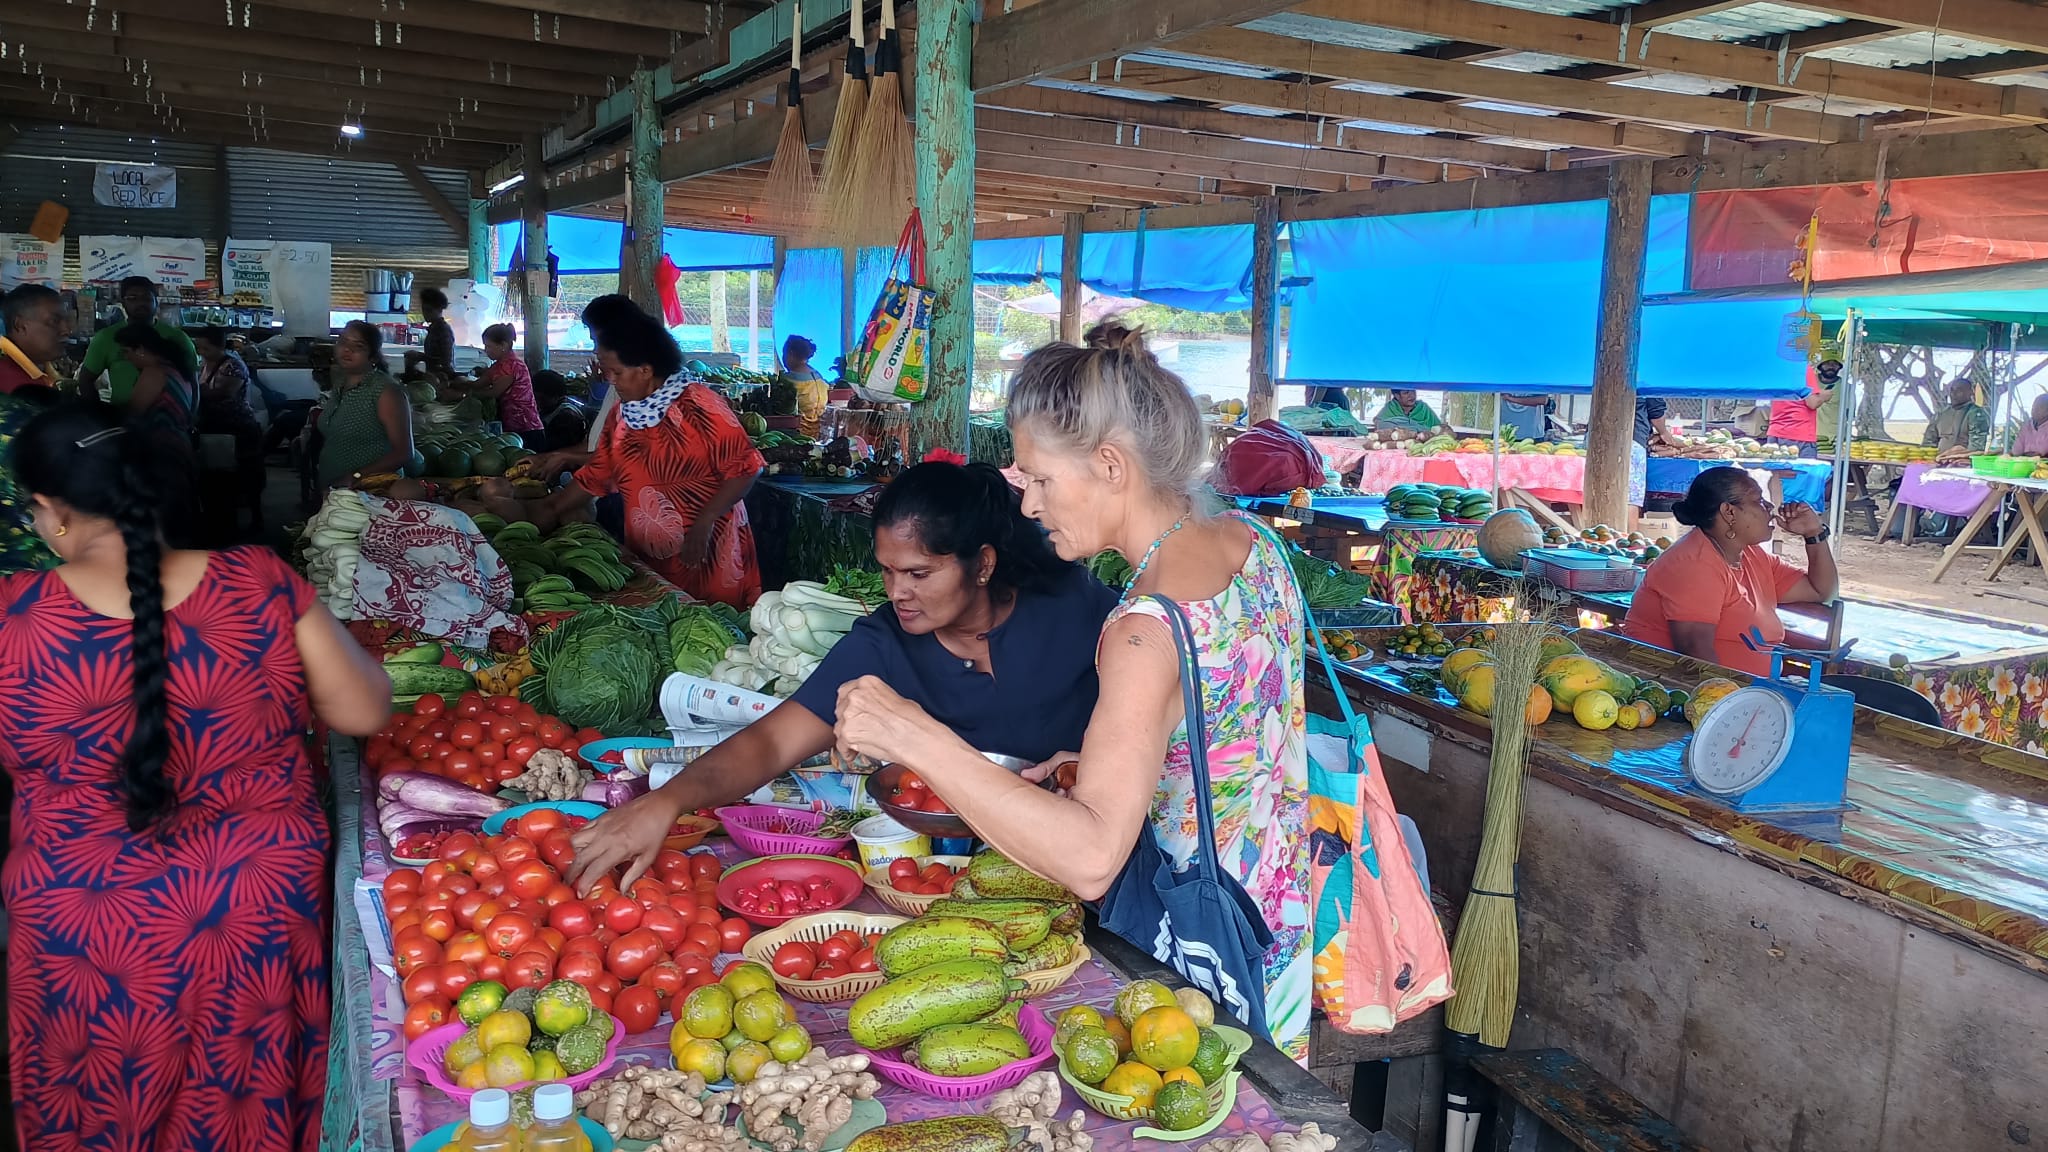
left=1130, top=1006, right=1200, bottom=1072
left=444, top=1028, right=484, bottom=1076
left=727, top=1040, right=773, bottom=1084
left=1102, top=1017, right=1133, bottom=1058
left=531, top=1050, right=568, bottom=1082
left=1113, top=980, right=1178, bottom=1028
left=1173, top=988, right=1215, bottom=1029
left=1100, top=1061, right=1163, bottom=1108
left=673, top=1037, right=728, bottom=1083
left=1154, top=1080, right=1211, bottom=1132
left=477, top=1009, right=532, bottom=1053
left=719, top=1029, right=750, bottom=1052
left=680, top=985, right=736, bottom=1040
left=1188, top=1028, right=1230, bottom=1086
left=1161, top=1065, right=1204, bottom=1088
left=1054, top=1004, right=1108, bottom=1049
left=457, top=1059, right=491, bottom=1090
left=1613, top=703, right=1639, bottom=730
left=732, top=989, right=790, bottom=1043
left=483, top=1043, right=537, bottom=1087
left=767, top=1023, right=812, bottom=1063
left=1061, top=1026, right=1119, bottom=1086
left=457, top=980, right=508, bottom=1026
left=555, top=1021, right=610, bottom=1075
left=1572, top=689, right=1619, bottom=731
left=533, top=979, right=592, bottom=1038
left=719, top=961, right=778, bottom=1001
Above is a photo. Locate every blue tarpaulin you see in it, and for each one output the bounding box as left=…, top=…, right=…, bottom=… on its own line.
left=774, top=248, right=846, bottom=374
left=1029, top=224, right=1254, bottom=312
left=1282, top=196, right=1758, bottom=394
left=493, top=217, right=774, bottom=275
left=974, top=237, right=1052, bottom=284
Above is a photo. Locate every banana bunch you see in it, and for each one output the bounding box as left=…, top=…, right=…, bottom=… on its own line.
left=547, top=523, right=632, bottom=594
left=484, top=520, right=634, bottom=611
left=521, top=574, right=596, bottom=614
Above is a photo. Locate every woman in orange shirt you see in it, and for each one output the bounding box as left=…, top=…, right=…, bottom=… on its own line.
left=1620, top=467, right=1838, bottom=676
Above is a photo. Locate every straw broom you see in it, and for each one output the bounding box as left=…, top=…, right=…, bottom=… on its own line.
left=816, top=0, right=871, bottom=248
left=1440, top=599, right=1554, bottom=1152
left=848, top=0, right=914, bottom=247
left=760, top=0, right=820, bottom=241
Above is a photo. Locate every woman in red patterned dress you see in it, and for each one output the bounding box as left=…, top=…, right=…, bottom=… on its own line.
left=0, top=401, right=393, bottom=1151
left=470, top=297, right=764, bottom=607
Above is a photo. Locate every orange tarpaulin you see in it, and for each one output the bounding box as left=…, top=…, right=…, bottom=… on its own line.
left=1689, top=170, right=2048, bottom=290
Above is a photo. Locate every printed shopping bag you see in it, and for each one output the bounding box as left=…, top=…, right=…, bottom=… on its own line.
left=849, top=211, right=933, bottom=404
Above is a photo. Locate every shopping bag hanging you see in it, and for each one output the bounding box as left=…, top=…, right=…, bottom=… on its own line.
left=849, top=211, right=933, bottom=405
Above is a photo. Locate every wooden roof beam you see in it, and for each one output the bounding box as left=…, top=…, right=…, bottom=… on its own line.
left=397, top=162, right=470, bottom=237
left=1293, top=0, right=2048, bottom=123
left=971, top=0, right=1306, bottom=93
left=977, top=108, right=1478, bottom=185
left=0, top=101, right=507, bottom=164
left=10, top=65, right=544, bottom=136
left=1785, top=0, right=2048, bottom=55
left=979, top=130, right=1351, bottom=192
left=1614, top=0, right=1759, bottom=27
left=230, top=0, right=689, bottom=58
left=1175, top=27, right=1864, bottom=142
left=0, top=79, right=522, bottom=144
left=462, top=0, right=720, bottom=35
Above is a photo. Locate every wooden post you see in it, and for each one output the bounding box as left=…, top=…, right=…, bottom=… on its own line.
left=624, top=68, right=664, bottom=312
left=466, top=173, right=491, bottom=284
left=1583, top=157, right=1652, bottom=530
left=1247, top=194, right=1280, bottom=426
left=520, top=133, right=550, bottom=373
left=911, top=0, right=976, bottom=458
left=1058, top=212, right=1083, bottom=344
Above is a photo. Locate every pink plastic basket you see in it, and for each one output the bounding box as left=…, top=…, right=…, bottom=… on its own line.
left=859, top=1003, right=1056, bottom=1101
left=715, top=805, right=853, bottom=857
left=406, top=1016, right=624, bottom=1103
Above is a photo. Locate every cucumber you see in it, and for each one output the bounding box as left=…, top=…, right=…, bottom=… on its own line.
left=845, top=1118, right=1008, bottom=1152
left=974, top=1001, right=1022, bottom=1030
left=923, top=898, right=1057, bottom=951
left=846, top=960, right=1019, bottom=1050
left=908, top=1023, right=1032, bottom=1076
left=384, top=642, right=445, bottom=665
left=1004, top=930, right=1077, bottom=975
left=965, top=851, right=1078, bottom=902
left=873, top=917, right=1008, bottom=978
left=386, top=663, right=475, bottom=699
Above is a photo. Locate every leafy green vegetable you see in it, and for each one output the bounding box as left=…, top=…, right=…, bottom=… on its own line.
left=529, top=605, right=667, bottom=730
left=824, top=566, right=887, bottom=608
left=1087, top=550, right=1132, bottom=589
left=669, top=605, right=744, bottom=677
left=1286, top=545, right=1374, bottom=610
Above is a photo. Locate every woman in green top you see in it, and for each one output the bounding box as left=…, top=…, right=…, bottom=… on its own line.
left=315, top=321, right=416, bottom=488
left=1373, top=388, right=1449, bottom=437
left=78, top=277, right=198, bottom=406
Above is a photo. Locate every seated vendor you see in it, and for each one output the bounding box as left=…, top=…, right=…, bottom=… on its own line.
left=565, top=460, right=1117, bottom=892
left=1374, top=389, right=1449, bottom=437
left=1925, top=377, right=1991, bottom=463
left=2015, top=395, right=2048, bottom=457
left=1619, top=467, right=1838, bottom=676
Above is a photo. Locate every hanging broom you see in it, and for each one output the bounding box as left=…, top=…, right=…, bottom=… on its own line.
left=816, top=0, right=871, bottom=248
left=1440, top=601, right=1554, bottom=1152
left=760, top=0, right=820, bottom=240
left=849, top=0, right=914, bottom=247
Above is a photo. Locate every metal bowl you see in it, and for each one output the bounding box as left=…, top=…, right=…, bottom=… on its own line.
left=864, top=753, right=1035, bottom=838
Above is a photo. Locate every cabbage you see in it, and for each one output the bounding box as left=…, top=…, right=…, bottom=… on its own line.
left=529, top=606, right=666, bottom=730
left=669, top=606, right=745, bottom=677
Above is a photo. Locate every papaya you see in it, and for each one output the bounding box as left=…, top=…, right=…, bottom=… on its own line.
left=846, top=1118, right=1009, bottom=1152
left=1453, top=662, right=1499, bottom=716
left=873, top=917, right=1008, bottom=978
left=1686, top=678, right=1743, bottom=726
left=847, top=960, right=1021, bottom=1051
left=1439, top=648, right=1492, bottom=694
left=907, top=1023, right=1032, bottom=1076
left=1540, top=656, right=1629, bottom=709
left=924, top=898, right=1060, bottom=951
left=965, top=851, right=1078, bottom=902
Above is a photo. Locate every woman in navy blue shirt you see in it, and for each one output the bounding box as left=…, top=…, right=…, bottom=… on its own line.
left=568, top=461, right=1116, bottom=891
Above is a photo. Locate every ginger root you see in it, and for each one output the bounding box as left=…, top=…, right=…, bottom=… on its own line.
left=736, top=1049, right=881, bottom=1152
left=1191, top=1125, right=1336, bottom=1152
left=990, top=1071, right=1062, bottom=1127
left=1007, top=1109, right=1093, bottom=1152
left=507, top=747, right=590, bottom=800
left=582, top=1066, right=730, bottom=1145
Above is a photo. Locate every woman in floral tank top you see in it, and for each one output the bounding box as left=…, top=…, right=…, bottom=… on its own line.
left=833, top=325, right=1313, bottom=1059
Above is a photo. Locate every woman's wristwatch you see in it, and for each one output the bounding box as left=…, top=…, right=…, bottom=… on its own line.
left=1804, top=526, right=1831, bottom=545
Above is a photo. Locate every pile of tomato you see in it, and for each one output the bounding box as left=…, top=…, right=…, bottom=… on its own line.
left=365, top=691, right=605, bottom=792
left=769, top=929, right=883, bottom=982
left=885, top=857, right=962, bottom=896
left=385, top=806, right=755, bottom=1042
left=885, top=769, right=954, bottom=815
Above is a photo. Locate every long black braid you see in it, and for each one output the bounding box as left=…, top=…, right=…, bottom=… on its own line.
left=13, top=401, right=178, bottom=832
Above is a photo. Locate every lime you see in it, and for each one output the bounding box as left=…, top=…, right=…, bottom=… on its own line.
left=732, top=989, right=790, bottom=1043
left=767, top=1023, right=812, bottom=1064
left=1054, top=1005, right=1107, bottom=1049
left=727, top=1040, right=772, bottom=1084
left=457, top=981, right=508, bottom=1026
left=443, top=1028, right=484, bottom=1076
left=531, top=1050, right=568, bottom=1082
left=1061, top=1026, right=1119, bottom=1086
left=1187, top=1028, right=1230, bottom=1087
left=533, top=980, right=592, bottom=1038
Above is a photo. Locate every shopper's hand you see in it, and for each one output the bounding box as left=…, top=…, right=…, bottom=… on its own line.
left=1020, top=751, right=1080, bottom=796
left=835, top=676, right=954, bottom=769
left=1779, top=503, right=1824, bottom=538
left=567, top=788, right=684, bottom=894
left=677, top=522, right=714, bottom=567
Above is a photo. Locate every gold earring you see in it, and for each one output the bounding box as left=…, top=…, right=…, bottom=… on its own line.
left=52, top=524, right=65, bottom=538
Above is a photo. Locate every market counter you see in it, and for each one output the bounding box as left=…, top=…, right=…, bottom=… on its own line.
left=746, top=475, right=877, bottom=590
left=1319, top=629, right=2048, bottom=1152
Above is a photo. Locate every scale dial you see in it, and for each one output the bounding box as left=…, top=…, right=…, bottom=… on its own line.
left=1686, top=685, right=1795, bottom=797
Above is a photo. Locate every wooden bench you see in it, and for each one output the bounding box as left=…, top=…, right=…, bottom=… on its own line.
left=1470, top=1048, right=1706, bottom=1152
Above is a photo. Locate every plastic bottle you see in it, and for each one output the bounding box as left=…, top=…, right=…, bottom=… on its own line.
left=453, top=1088, right=522, bottom=1152
left=522, top=1083, right=591, bottom=1152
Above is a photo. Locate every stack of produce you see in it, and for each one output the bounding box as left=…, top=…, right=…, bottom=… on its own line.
left=1846, top=439, right=1937, bottom=464
left=1402, top=434, right=1459, bottom=457
left=381, top=641, right=476, bottom=707
left=1283, top=547, right=1376, bottom=611
left=666, top=963, right=817, bottom=1086
left=1537, top=522, right=1673, bottom=566
left=1649, top=428, right=1802, bottom=461
left=483, top=521, right=634, bottom=611
left=434, top=978, right=620, bottom=1089
left=669, top=603, right=751, bottom=677
left=713, top=581, right=871, bottom=695
left=415, top=423, right=537, bottom=479
left=690, top=360, right=775, bottom=387
left=302, top=488, right=375, bottom=617
left=1385, top=482, right=1493, bottom=522
left=523, top=604, right=671, bottom=731
left=1052, top=978, right=1236, bottom=1134
left=1432, top=629, right=1746, bottom=734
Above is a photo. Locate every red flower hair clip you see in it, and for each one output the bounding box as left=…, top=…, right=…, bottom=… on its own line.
left=922, top=448, right=967, bottom=466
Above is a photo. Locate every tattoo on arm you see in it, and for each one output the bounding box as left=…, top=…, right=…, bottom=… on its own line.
left=1127, top=634, right=1144, bottom=647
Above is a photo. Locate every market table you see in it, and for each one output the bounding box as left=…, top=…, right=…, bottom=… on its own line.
left=1322, top=629, right=2048, bottom=1152
left=1237, top=495, right=1476, bottom=619
left=1355, top=449, right=1584, bottom=510
left=1894, top=467, right=2048, bottom=584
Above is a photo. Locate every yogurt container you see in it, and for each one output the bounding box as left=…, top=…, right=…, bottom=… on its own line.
left=853, top=813, right=931, bottom=871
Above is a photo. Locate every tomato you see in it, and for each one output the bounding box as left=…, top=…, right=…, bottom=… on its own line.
left=384, top=868, right=424, bottom=899
left=889, top=874, right=917, bottom=893
left=915, top=791, right=952, bottom=814
left=717, top=918, right=752, bottom=954
left=468, top=900, right=503, bottom=931
left=403, top=996, right=451, bottom=1041
left=401, top=965, right=440, bottom=1004
left=443, top=750, right=479, bottom=778
left=689, top=904, right=723, bottom=929
left=899, top=770, right=926, bottom=791
left=433, top=962, right=479, bottom=1001
left=817, top=936, right=853, bottom=964
left=540, top=829, right=577, bottom=871
left=813, top=959, right=848, bottom=980
left=456, top=693, right=486, bottom=719
left=484, top=912, right=538, bottom=957
left=475, top=953, right=506, bottom=983
left=606, top=928, right=663, bottom=981
left=887, top=858, right=919, bottom=883
left=451, top=889, right=489, bottom=930
left=487, top=716, right=522, bottom=744
left=557, top=951, right=607, bottom=986
left=603, top=899, right=644, bottom=934
left=537, top=719, right=572, bottom=747
left=688, top=852, right=721, bottom=881
left=408, top=735, right=439, bottom=761
left=389, top=910, right=424, bottom=941
left=613, top=984, right=661, bottom=1035
left=421, top=908, right=456, bottom=942
left=849, top=946, right=878, bottom=973
left=475, top=741, right=505, bottom=766
left=541, top=882, right=577, bottom=909
left=489, top=694, right=521, bottom=715
left=413, top=693, right=448, bottom=718
left=506, top=736, right=543, bottom=769
left=672, top=951, right=712, bottom=980
left=919, top=862, right=953, bottom=883
left=548, top=900, right=595, bottom=938
left=637, top=960, right=685, bottom=1003
left=496, top=836, right=538, bottom=867
left=508, top=860, right=556, bottom=902
left=584, top=983, right=614, bottom=1016
left=504, top=949, right=555, bottom=990
left=770, top=941, right=817, bottom=980
left=393, top=933, right=442, bottom=977
left=517, top=807, right=566, bottom=841
left=684, top=924, right=720, bottom=958
left=641, top=905, right=689, bottom=953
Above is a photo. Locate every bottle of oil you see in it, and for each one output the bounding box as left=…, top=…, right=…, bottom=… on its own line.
left=522, top=1084, right=591, bottom=1152
left=453, top=1088, right=522, bottom=1152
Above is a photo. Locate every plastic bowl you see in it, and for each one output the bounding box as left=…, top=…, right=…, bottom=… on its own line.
left=1057, top=1023, right=1252, bottom=1122
left=739, top=910, right=908, bottom=1002
left=407, top=1016, right=624, bottom=1103
left=861, top=855, right=972, bottom=917
left=576, top=735, right=674, bottom=770
left=715, top=805, right=853, bottom=857
left=664, top=813, right=720, bottom=852
left=481, top=799, right=606, bottom=835
left=862, top=753, right=1033, bottom=839
left=860, top=1003, right=1057, bottom=1100
left=716, top=854, right=865, bottom=928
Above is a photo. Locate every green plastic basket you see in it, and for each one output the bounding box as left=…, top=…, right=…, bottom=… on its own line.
left=1972, top=454, right=2001, bottom=474
left=1055, top=1024, right=1252, bottom=1124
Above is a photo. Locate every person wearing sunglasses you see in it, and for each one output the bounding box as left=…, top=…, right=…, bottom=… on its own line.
left=1620, top=466, right=1838, bottom=676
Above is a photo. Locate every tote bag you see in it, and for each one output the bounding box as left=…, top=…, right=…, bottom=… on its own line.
left=848, top=212, right=933, bottom=405
left=1097, top=594, right=1276, bottom=1040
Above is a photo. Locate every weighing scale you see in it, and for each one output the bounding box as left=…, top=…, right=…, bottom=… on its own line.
left=1682, top=629, right=1855, bottom=814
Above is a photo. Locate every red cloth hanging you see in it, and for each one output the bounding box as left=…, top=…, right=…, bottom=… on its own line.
left=656, top=255, right=686, bottom=327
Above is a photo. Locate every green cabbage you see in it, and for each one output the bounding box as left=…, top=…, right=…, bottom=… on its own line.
left=529, top=606, right=666, bottom=730
left=669, top=606, right=745, bottom=677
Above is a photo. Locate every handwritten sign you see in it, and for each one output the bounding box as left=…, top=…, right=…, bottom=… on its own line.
left=223, top=238, right=331, bottom=333
left=93, top=163, right=178, bottom=209
left=80, top=236, right=206, bottom=287
left=0, top=235, right=63, bottom=289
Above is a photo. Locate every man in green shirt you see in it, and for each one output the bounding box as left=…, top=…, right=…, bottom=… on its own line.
left=1374, top=388, right=1450, bottom=436
left=77, top=275, right=197, bottom=406
left=1923, top=376, right=1992, bottom=461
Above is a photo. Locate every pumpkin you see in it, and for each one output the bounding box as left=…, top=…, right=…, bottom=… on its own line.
left=1476, top=508, right=1544, bottom=569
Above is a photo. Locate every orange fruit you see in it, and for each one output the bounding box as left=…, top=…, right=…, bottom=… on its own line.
left=1100, top=1061, right=1163, bottom=1109
left=1130, top=1006, right=1200, bottom=1072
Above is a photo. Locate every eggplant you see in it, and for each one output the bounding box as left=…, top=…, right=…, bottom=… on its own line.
left=377, top=771, right=511, bottom=817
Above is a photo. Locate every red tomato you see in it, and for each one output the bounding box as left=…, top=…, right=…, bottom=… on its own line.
left=407, top=735, right=439, bottom=761
left=770, top=941, right=817, bottom=980
left=606, top=928, right=663, bottom=980
left=443, top=750, right=479, bottom=778
left=540, top=830, right=578, bottom=871
left=537, top=719, right=572, bottom=747
left=585, top=983, right=614, bottom=1016
left=813, top=959, right=849, bottom=980
left=401, top=966, right=440, bottom=1005
left=475, top=742, right=505, bottom=766
left=484, top=912, right=538, bottom=957
left=421, top=908, right=456, bottom=942
left=475, top=953, right=506, bottom=983
left=488, top=716, right=523, bottom=744
left=539, top=882, right=576, bottom=909
left=630, top=879, right=670, bottom=907
left=490, top=695, right=522, bottom=715
left=495, top=835, right=537, bottom=867
left=389, top=910, right=424, bottom=941
left=445, top=932, right=490, bottom=968
left=637, top=961, right=685, bottom=1004
left=504, top=949, right=555, bottom=990
left=688, top=853, right=721, bottom=881
left=518, top=808, right=567, bottom=841
left=689, top=904, right=723, bottom=929
left=887, top=858, right=919, bottom=883
left=603, top=899, right=644, bottom=934
left=557, top=951, right=606, bottom=986
left=456, top=692, right=486, bottom=718
left=915, top=792, right=952, bottom=814
left=899, top=771, right=927, bottom=792
left=403, top=997, right=452, bottom=1041
left=470, top=854, right=503, bottom=882
left=509, top=860, right=556, bottom=902
left=684, top=924, right=720, bottom=957
left=450, top=720, right=485, bottom=748
left=613, top=985, right=661, bottom=1034
left=452, top=889, right=489, bottom=930
left=919, top=862, right=953, bottom=883
left=538, top=927, right=567, bottom=955
left=849, top=946, right=878, bottom=973
left=717, top=918, right=752, bottom=954
left=641, top=905, right=688, bottom=953
left=414, top=693, right=447, bottom=718
left=433, top=962, right=479, bottom=1001
left=549, top=900, right=595, bottom=938
left=817, top=936, right=853, bottom=963
left=506, top=736, right=543, bottom=769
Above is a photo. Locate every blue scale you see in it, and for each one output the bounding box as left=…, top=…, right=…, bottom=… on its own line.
left=1682, top=629, right=1855, bottom=814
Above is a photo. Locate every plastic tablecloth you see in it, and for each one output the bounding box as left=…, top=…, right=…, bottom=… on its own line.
left=1356, top=450, right=1585, bottom=502
left=1645, top=457, right=1835, bottom=506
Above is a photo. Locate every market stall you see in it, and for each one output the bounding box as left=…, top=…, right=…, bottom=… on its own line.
left=746, top=476, right=880, bottom=591
left=1885, top=466, right=2048, bottom=584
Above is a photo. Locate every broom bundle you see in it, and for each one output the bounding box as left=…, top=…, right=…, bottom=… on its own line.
left=759, top=0, right=820, bottom=240
left=816, top=0, right=871, bottom=248
left=847, top=0, right=914, bottom=248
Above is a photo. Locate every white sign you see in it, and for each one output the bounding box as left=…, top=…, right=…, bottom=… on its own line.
left=80, top=235, right=206, bottom=288
left=93, top=163, right=178, bottom=209
left=222, top=237, right=331, bottom=333
left=221, top=240, right=274, bottom=300
left=0, top=235, right=63, bottom=289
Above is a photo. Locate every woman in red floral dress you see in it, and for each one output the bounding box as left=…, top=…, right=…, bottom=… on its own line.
left=0, top=401, right=393, bottom=1151
left=471, top=297, right=764, bottom=607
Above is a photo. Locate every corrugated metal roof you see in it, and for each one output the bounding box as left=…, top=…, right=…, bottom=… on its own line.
left=1657, top=3, right=1841, bottom=42
left=1809, top=31, right=2013, bottom=69
left=1340, top=119, right=1442, bottom=136
left=0, top=124, right=222, bottom=239
left=1475, top=135, right=1573, bottom=149
left=1477, top=0, right=1629, bottom=15
left=1772, top=94, right=1906, bottom=115
left=228, top=149, right=468, bottom=250
left=1987, top=73, right=2048, bottom=90
left=1462, top=100, right=1566, bottom=115
left=1332, top=79, right=1419, bottom=97
left=1613, top=73, right=1740, bottom=96
left=1218, top=104, right=1294, bottom=118
left=1238, top=14, right=1443, bottom=53
left=1473, top=51, right=1590, bottom=73
left=1122, top=49, right=1287, bottom=80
